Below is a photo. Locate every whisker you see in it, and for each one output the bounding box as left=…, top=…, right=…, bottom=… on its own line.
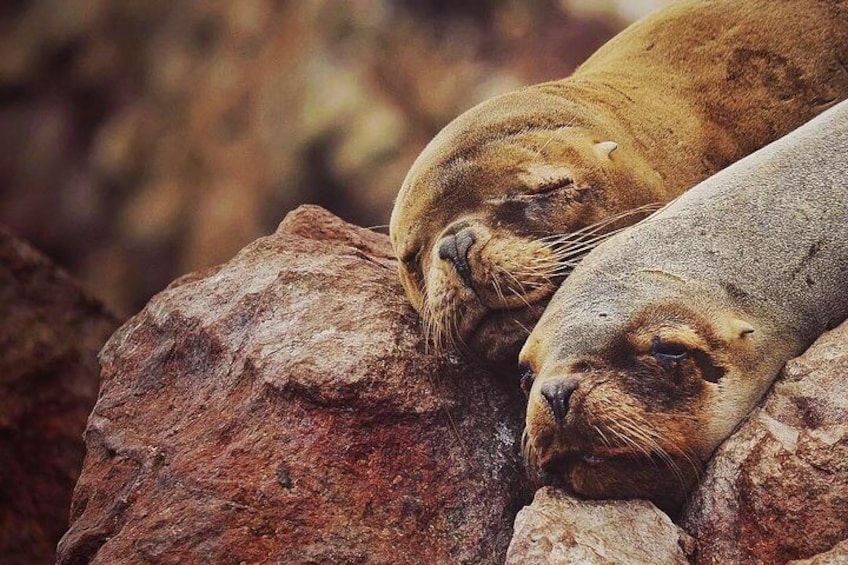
left=547, top=224, right=630, bottom=250
left=490, top=270, right=507, bottom=306
left=537, top=202, right=663, bottom=244
left=499, top=267, right=528, bottom=295
left=593, top=425, right=612, bottom=449
left=513, top=319, right=533, bottom=336
left=621, top=411, right=700, bottom=495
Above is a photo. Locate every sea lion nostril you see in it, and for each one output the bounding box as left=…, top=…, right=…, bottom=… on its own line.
left=437, top=236, right=456, bottom=262
left=437, top=228, right=477, bottom=287
left=540, top=379, right=578, bottom=426
left=454, top=229, right=476, bottom=260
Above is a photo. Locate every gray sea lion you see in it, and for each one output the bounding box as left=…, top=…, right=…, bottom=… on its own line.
left=520, top=100, right=848, bottom=512
left=389, top=0, right=848, bottom=369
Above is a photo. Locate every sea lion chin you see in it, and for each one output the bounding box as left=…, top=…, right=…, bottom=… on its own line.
left=389, top=0, right=848, bottom=371
left=520, top=100, right=848, bottom=513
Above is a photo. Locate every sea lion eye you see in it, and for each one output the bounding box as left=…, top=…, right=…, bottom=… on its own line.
left=507, top=178, right=574, bottom=202
left=649, top=337, right=726, bottom=383
left=519, top=363, right=535, bottom=395
left=401, top=248, right=423, bottom=272
left=650, top=337, right=688, bottom=368
left=534, top=177, right=573, bottom=195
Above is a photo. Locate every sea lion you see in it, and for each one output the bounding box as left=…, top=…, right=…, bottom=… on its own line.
left=389, top=0, right=848, bottom=369
left=519, top=100, right=848, bottom=513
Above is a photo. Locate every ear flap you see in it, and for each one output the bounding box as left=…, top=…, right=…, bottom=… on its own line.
left=594, top=141, right=619, bottom=159
left=724, top=317, right=755, bottom=340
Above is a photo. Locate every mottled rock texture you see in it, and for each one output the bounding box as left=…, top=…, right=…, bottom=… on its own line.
left=505, top=487, right=694, bottom=565
left=57, top=206, right=531, bottom=564
left=683, top=320, right=848, bottom=565
left=0, top=227, right=117, bottom=565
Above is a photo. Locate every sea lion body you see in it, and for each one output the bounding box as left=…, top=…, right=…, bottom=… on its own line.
left=390, top=0, right=848, bottom=368
left=520, top=100, right=848, bottom=512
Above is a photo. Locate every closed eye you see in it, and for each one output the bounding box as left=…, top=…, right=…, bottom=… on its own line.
left=533, top=177, right=574, bottom=195
left=483, top=178, right=577, bottom=206
left=518, top=362, right=535, bottom=395
left=650, top=336, right=689, bottom=367
left=519, top=177, right=574, bottom=199
left=648, top=336, right=725, bottom=383
left=401, top=248, right=423, bottom=272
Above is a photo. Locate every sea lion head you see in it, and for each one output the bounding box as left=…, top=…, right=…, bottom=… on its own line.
left=519, top=274, right=763, bottom=512
left=390, top=88, right=660, bottom=368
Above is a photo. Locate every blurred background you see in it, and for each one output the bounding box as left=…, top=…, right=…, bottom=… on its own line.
left=0, top=0, right=669, bottom=318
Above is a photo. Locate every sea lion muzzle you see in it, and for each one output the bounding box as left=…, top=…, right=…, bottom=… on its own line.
left=436, top=228, right=477, bottom=289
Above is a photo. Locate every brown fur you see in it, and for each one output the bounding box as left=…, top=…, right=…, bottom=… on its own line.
left=521, top=100, right=848, bottom=513
left=390, top=0, right=848, bottom=369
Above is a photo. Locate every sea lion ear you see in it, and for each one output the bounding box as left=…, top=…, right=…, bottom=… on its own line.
left=724, top=317, right=755, bottom=340
left=594, top=141, right=619, bottom=159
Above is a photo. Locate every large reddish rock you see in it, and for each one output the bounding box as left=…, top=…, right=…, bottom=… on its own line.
left=0, top=227, right=117, bottom=565
left=57, top=206, right=531, bottom=564
left=682, top=320, right=848, bottom=564
left=505, top=487, right=694, bottom=565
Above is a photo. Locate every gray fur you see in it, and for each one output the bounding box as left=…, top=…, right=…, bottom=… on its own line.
left=540, top=100, right=848, bottom=367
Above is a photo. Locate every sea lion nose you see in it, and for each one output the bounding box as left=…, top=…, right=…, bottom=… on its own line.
left=437, top=228, right=477, bottom=287
left=540, top=379, right=578, bottom=426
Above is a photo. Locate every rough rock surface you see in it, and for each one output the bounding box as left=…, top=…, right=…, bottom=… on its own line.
left=505, top=487, right=694, bottom=565
left=0, top=227, right=117, bottom=565
left=683, top=321, right=848, bottom=565
left=57, top=205, right=531, bottom=564
left=789, top=540, right=848, bottom=565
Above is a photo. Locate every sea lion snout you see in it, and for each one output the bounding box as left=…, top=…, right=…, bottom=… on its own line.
left=540, top=378, right=579, bottom=427
left=436, top=227, right=477, bottom=288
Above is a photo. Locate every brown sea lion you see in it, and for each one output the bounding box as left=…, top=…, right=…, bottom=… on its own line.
left=519, top=100, right=848, bottom=513
left=389, top=0, right=848, bottom=369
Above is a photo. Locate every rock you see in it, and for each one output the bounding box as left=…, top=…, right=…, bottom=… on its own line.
left=682, top=321, right=848, bottom=565
left=57, top=206, right=531, bottom=564
left=0, top=227, right=117, bottom=565
left=505, top=487, right=694, bottom=565
left=789, top=540, right=848, bottom=565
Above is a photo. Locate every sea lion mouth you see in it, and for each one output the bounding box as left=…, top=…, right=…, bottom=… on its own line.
left=536, top=448, right=648, bottom=489
left=541, top=447, right=637, bottom=470
left=468, top=302, right=546, bottom=337
left=580, top=454, right=605, bottom=465
left=536, top=447, right=699, bottom=513
left=464, top=298, right=552, bottom=367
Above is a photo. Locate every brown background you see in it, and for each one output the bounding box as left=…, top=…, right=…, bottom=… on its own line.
left=0, top=0, right=666, bottom=317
